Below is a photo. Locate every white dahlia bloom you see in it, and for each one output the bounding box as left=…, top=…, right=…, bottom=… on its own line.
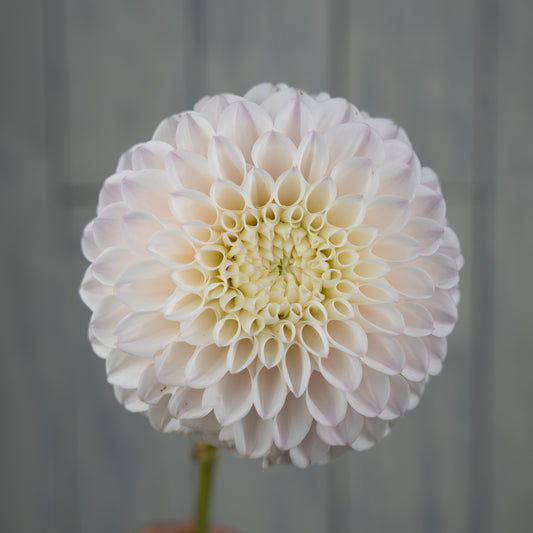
left=80, top=83, right=462, bottom=467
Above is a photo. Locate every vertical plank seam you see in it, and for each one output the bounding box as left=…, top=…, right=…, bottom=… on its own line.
left=470, top=0, right=499, bottom=531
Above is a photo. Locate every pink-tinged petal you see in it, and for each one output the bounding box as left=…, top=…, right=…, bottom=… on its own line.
left=210, top=179, right=246, bottom=211
left=439, top=227, right=463, bottom=269
left=168, top=189, right=217, bottom=225
left=185, top=344, right=228, bottom=388
left=274, top=394, right=312, bottom=450
left=92, top=203, right=128, bottom=249
left=347, top=366, right=390, bottom=417
left=260, top=87, right=300, bottom=117
left=386, top=265, right=435, bottom=299
left=319, top=348, right=363, bottom=392
left=121, top=211, right=165, bottom=257
left=244, top=82, right=277, bottom=104
left=258, top=335, right=285, bottom=369
left=357, top=303, right=405, bottom=335
left=297, top=321, right=329, bottom=357
left=212, top=370, right=253, bottom=425
left=180, top=307, right=218, bottom=345
left=397, top=336, right=429, bottom=382
left=90, top=295, right=131, bottom=347
left=423, top=290, right=458, bottom=337
left=115, top=260, right=173, bottom=311
left=97, top=171, right=128, bottom=213
left=79, top=267, right=112, bottom=311
left=412, top=253, right=459, bottom=290
left=274, top=99, right=315, bottom=145
left=420, top=167, right=441, bottom=192
left=316, top=407, right=364, bottom=445
left=325, top=194, right=366, bottom=228
left=81, top=221, right=101, bottom=262
left=152, top=114, right=182, bottom=146
left=297, top=131, right=329, bottom=183
left=304, top=177, right=336, bottom=213
left=169, top=387, right=211, bottom=419
left=313, top=97, right=358, bottom=133
left=147, top=230, right=196, bottom=267
left=326, top=123, right=384, bottom=172
left=274, top=167, right=306, bottom=207
left=163, top=291, right=204, bottom=321
left=92, top=247, right=138, bottom=285
left=357, top=280, right=399, bottom=304
left=365, top=195, right=409, bottom=234
left=242, top=167, right=275, bottom=208
left=253, top=366, right=287, bottom=420
left=175, top=112, right=215, bottom=156
left=402, top=217, right=444, bottom=255
left=208, top=135, right=247, bottom=184
left=351, top=260, right=390, bottom=281
left=217, top=101, right=273, bottom=161
left=396, top=302, right=435, bottom=336
left=306, top=372, right=348, bottom=426
left=106, top=348, right=152, bottom=389
left=131, top=141, right=173, bottom=170
left=154, top=341, right=196, bottom=386
left=166, top=149, right=216, bottom=194
left=351, top=418, right=390, bottom=451
left=410, top=186, right=446, bottom=222
left=252, top=131, right=297, bottom=179
left=138, top=363, right=172, bottom=404
left=331, top=157, right=377, bottom=199
left=121, top=169, right=175, bottom=217
left=377, top=163, right=418, bottom=200
left=407, top=380, right=427, bottom=409
left=325, top=320, right=368, bottom=356
left=281, top=343, right=311, bottom=397
left=113, top=385, right=148, bottom=413
left=422, top=335, right=448, bottom=375
left=117, top=143, right=142, bottom=172
left=372, top=233, right=421, bottom=262
left=365, top=117, right=402, bottom=141
left=115, top=311, right=179, bottom=357
left=379, top=374, right=410, bottom=420
left=196, top=94, right=242, bottom=127
left=363, top=333, right=405, bottom=375
left=289, top=425, right=330, bottom=468
left=383, top=139, right=414, bottom=165
left=234, top=411, right=274, bottom=458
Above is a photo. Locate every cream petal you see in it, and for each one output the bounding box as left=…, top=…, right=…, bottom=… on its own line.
left=324, top=298, right=354, bottom=320
left=313, top=97, right=358, bottom=133
left=163, top=291, right=204, bottom=321
left=185, top=344, right=228, bottom=388
left=346, top=226, right=379, bottom=249
left=152, top=114, right=181, bottom=145
left=182, top=221, right=219, bottom=246
left=138, top=363, right=171, bottom=404
left=357, top=303, right=405, bottom=335
left=273, top=394, right=313, bottom=450
left=258, top=335, right=285, bottom=369
left=351, top=260, right=390, bottom=281
left=113, top=385, right=148, bottom=413
left=410, top=186, right=446, bottom=222
left=402, top=217, right=444, bottom=255
left=379, top=374, right=410, bottom=420
left=242, top=167, right=275, bottom=208
left=363, top=333, right=405, bottom=375
left=297, top=131, right=329, bottom=183
left=347, top=366, right=390, bottom=417
left=115, top=260, right=173, bottom=311
left=169, top=189, right=218, bottom=225
left=306, top=372, right=347, bottom=426
left=304, top=177, right=336, bottom=213
left=208, top=135, right=247, bottom=184
left=171, top=265, right=208, bottom=292
left=175, top=112, right=215, bottom=156
left=281, top=343, right=311, bottom=397
left=386, top=265, right=435, bottom=299
left=397, top=336, right=429, bottom=382
left=289, top=425, right=330, bottom=468
left=131, top=141, right=173, bottom=170
left=212, top=370, right=254, bottom=425
left=331, top=157, right=376, bottom=199
left=121, top=169, right=175, bottom=217
left=316, top=407, right=364, bottom=446
left=92, top=247, right=138, bottom=285
left=169, top=387, right=211, bottom=419
left=154, top=341, right=196, bottom=386
left=319, top=348, right=363, bottom=392
left=217, top=101, right=273, bottom=161
left=424, top=290, right=458, bottom=337
left=147, top=230, right=196, bottom=267
left=274, top=99, right=315, bottom=145
left=351, top=418, right=390, bottom=451
left=377, top=163, right=417, bottom=200
left=253, top=366, right=287, bottom=419
left=115, top=312, right=178, bottom=357
left=166, top=149, right=216, bottom=194
left=252, top=131, right=297, bottom=179
left=227, top=337, right=258, bottom=373
left=297, top=321, right=329, bottom=357
left=234, top=411, right=274, bottom=458
left=90, top=295, right=130, bottom=347
left=79, top=268, right=112, bottom=312
left=210, top=179, right=246, bottom=211
left=121, top=211, right=165, bottom=257
left=372, top=233, right=421, bottom=262
left=106, top=348, right=152, bottom=389
left=213, top=315, right=241, bottom=346
left=412, top=253, right=459, bottom=290
left=396, top=302, right=435, bottom=336
left=180, top=307, right=218, bottom=345
left=365, top=195, right=409, bottom=234
left=271, top=168, right=305, bottom=208
left=325, top=320, right=368, bottom=356
left=325, top=194, right=366, bottom=229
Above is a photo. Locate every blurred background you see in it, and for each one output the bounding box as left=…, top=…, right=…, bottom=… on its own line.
left=1, top=0, right=531, bottom=532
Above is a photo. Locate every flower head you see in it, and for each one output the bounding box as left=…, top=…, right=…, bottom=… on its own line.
left=80, top=83, right=462, bottom=467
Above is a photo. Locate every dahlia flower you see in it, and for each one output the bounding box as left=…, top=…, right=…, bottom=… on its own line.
left=80, top=82, right=462, bottom=468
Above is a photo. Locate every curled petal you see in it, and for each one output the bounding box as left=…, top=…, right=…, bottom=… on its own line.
left=147, top=230, right=196, bottom=267
left=326, top=194, right=366, bottom=229
left=185, top=344, right=228, bottom=388
left=297, top=321, right=329, bottom=357
left=180, top=307, right=218, bottom=344
left=325, top=320, right=368, bottom=356
left=242, top=167, right=275, bottom=208
left=169, top=189, right=217, bottom=225
left=297, top=131, right=329, bottom=183
left=252, top=131, right=298, bottom=179
left=211, top=179, right=246, bottom=211
left=208, top=136, right=247, bottom=184
left=274, top=168, right=306, bottom=206
left=227, top=337, right=258, bottom=373
left=282, top=343, right=312, bottom=397
left=274, top=99, right=315, bottom=145
left=357, top=303, right=405, bottom=335
left=304, top=177, right=336, bottom=213
left=166, top=149, right=216, bottom=194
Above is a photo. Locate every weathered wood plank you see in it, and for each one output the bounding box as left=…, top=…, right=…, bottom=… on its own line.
left=492, top=1, right=533, bottom=531
left=345, top=2, right=475, bottom=532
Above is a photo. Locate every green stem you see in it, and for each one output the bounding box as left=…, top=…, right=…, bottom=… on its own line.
left=193, top=441, right=217, bottom=533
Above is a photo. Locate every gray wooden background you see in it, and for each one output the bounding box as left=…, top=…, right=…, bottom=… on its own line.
left=1, top=0, right=532, bottom=532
